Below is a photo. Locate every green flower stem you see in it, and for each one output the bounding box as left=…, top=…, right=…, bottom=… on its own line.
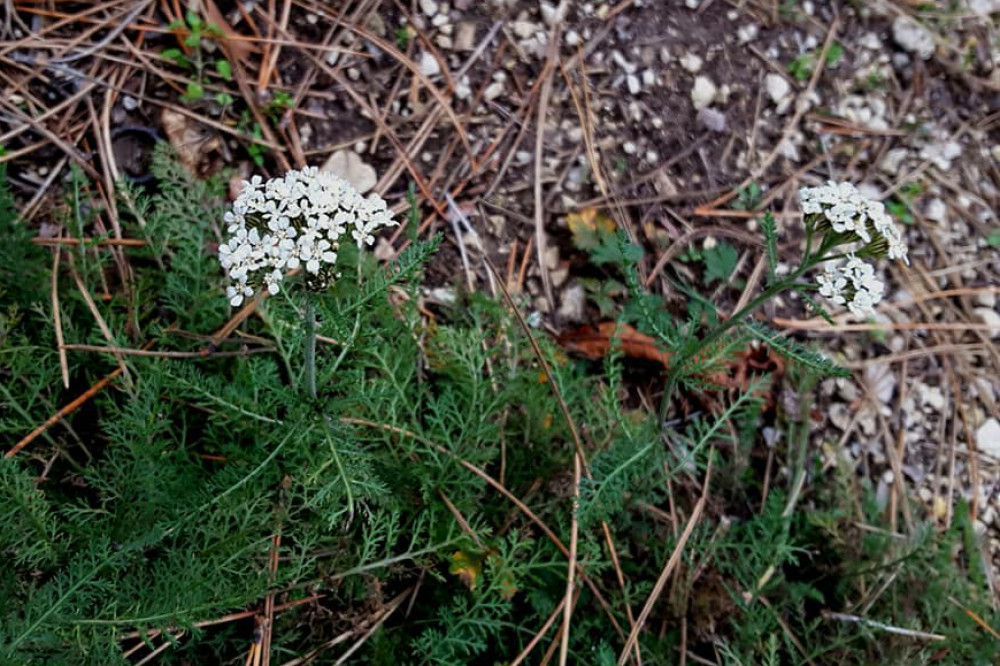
left=304, top=298, right=317, bottom=401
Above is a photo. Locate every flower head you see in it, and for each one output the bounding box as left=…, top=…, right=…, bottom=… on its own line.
left=816, top=254, right=886, bottom=319
left=219, top=167, right=397, bottom=305
left=799, top=181, right=909, bottom=265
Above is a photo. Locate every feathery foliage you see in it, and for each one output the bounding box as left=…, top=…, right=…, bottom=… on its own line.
left=1, top=160, right=996, bottom=666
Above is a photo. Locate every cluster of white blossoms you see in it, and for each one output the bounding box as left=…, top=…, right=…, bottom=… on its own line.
left=799, top=181, right=909, bottom=319
left=219, top=167, right=397, bottom=306
left=799, top=181, right=908, bottom=263
left=816, top=255, right=886, bottom=318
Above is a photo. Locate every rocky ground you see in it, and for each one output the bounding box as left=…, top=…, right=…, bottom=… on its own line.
left=3, top=0, right=1000, bottom=596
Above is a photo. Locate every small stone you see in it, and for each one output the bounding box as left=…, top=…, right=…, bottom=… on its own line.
left=435, top=34, right=453, bottom=49
left=623, top=141, right=637, bottom=155
left=420, top=0, right=438, bottom=16
left=418, top=51, right=441, bottom=76
left=543, top=245, right=560, bottom=270
left=925, top=198, right=947, bottom=223
left=892, top=16, right=935, bottom=60
left=427, top=287, right=457, bottom=305
left=431, top=14, right=449, bottom=28
left=484, top=81, right=505, bottom=100
left=737, top=24, right=758, bottom=44
left=991, top=145, right=1000, bottom=162
left=975, top=290, right=996, bottom=308
left=641, top=69, right=656, bottom=87
left=565, top=30, right=580, bottom=46
left=512, top=20, right=538, bottom=39
left=978, top=418, right=1000, bottom=457
left=321, top=150, right=377, bottom=194
left=698, top=107, right=726, bottom=132
left=540, top=1, right=568, bottom=27
left=829, top=402, right=852, bottom=431
left=974, top=307, right=1000, bottom=338
left=680, top=52, right=703, bottom=73
left=880, top=148, right=908, bottom=173
left=919, top=139, right=962, bottom=170
left=551, top=266, right=569, bottom=287
left=764, top=73, right=791, bottom=105
left=557, top=283, right=586, bottom=322
left=969, top=0, right=1000, bottom=16
left=626, top=74, right=641, bottom=95
left=122, top=95, right=138, bottom=111
left=690, top=75, right=716, bottom=110
left=919, top=384, right=946, bottom=411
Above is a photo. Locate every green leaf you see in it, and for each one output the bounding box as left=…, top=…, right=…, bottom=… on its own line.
left=741, top=319, right=850, bottom=377
left=215, top=59, right=232, bottom=81
left=182, top=81, right=205, bottom=101
left=185, top=10, right=203, bottom=29
left=988, top=229, right=1000, bottom=248
left=184, top=33, right=201, bottom=48
left=162, top=47, right=183, bottom=62
left=797, top=287, right=835, bottom=325
left=825, top=42, right=845, bottom=67
left=702, top=242, right=738, bottom=286
left=761, top=211, right=779, bottom=281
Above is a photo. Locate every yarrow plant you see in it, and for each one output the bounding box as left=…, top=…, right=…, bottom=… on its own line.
left=219, top=166, right=397, bottom=307
left=799, top=181, right=908, bottom=318
left=218, top=167, right=398, bottom=402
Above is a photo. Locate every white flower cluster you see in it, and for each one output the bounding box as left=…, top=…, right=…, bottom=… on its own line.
left=799, top=181, right=910, bottom=319
left=817, top=255, right=886, bottom=319
left=219, top=167, right=397, bottom=306
left=799, top=181, right=908, bottom=263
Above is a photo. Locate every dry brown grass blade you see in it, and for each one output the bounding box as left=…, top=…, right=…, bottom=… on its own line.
left=558, top=447, right=581, bottom=666
left=6, top=366, right=124, bottom=459
left=50, top=241, right=70, bottom=389
left=617, top=454, right=713, bottom=665
left=67, top=252, right=133, bottom=390
left=509, top=593, right=571, bottom=666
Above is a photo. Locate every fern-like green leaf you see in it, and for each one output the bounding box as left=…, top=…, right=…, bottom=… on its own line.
left=761, top=211, right=779, bottom=282
left=741, top=319, right=850, bottom=377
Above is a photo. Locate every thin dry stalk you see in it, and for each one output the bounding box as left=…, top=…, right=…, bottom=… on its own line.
left=617, top=455, right=713, bottom=665
left=558, top=449, right=581, bottom=666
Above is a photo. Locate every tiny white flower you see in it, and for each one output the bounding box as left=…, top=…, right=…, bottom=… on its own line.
left=264, top=269, right=282, bottom=295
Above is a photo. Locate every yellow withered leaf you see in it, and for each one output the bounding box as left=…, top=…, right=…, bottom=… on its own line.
left=449, top=550, right=484, bottom=590
left=567, top=207, right=616, bottom=251
left=567, top=207, right=615, bottom=234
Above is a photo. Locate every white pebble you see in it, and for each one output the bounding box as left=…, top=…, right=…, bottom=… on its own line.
left=680, top=52, right=703, bottom=73
left=892, top=16, right=935, bottom=60
left=764, top=73, right=791, bottom=105
left=690, top=75, right=716, bottom=110
left=418, top=51, right=441, bottom=76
